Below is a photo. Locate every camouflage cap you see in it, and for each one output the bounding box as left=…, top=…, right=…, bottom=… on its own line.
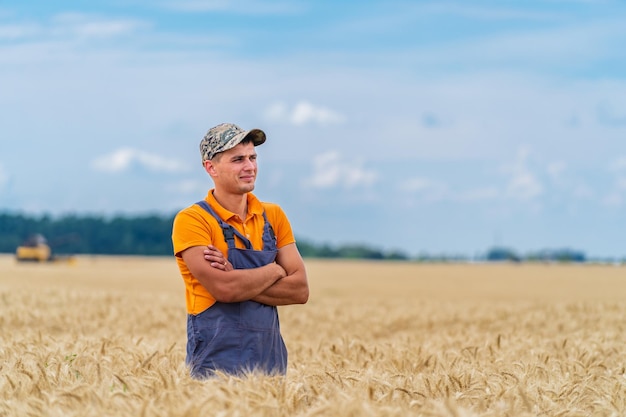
left=200, top=123, right=266, bottom=163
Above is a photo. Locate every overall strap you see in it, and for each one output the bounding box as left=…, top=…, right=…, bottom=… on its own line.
left=196, top=201, right=252, bottom=250
left=261, top=211, right=277, bottom=250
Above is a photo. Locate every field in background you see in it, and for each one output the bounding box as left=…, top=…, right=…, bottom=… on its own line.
left=1, top=255, right=625, bottom=416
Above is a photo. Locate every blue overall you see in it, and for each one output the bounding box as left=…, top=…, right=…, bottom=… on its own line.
left=186, top=200, right=288, bottom=378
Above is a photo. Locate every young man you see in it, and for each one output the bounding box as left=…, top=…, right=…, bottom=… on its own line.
left=172, top=123, right=309, bottom=378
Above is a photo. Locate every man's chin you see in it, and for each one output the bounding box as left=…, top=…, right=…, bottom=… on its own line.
left=239, top=184, right=255, bottom=193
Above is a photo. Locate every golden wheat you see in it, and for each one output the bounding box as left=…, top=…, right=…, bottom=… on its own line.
left=1, top=255, right=625, bottom=416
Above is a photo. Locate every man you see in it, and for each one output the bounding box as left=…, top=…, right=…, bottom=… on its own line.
left=172, top=122, right=309, bottom=379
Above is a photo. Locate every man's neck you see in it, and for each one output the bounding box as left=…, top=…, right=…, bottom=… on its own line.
left=212, top=190, right=248, bottom=220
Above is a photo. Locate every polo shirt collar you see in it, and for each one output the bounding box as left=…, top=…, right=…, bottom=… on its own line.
left=205, top=190, right=263, bottom=221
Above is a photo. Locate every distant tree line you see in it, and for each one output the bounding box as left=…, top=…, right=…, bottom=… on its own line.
left=0, top=212, right=620, bottom=263
left=0, top=212, right=410, bottom=260
left=483, top=246, right=587, bottom=263
left=295, top=240, right=410, bottom=260
left=0, top=212, right=174, bottom=256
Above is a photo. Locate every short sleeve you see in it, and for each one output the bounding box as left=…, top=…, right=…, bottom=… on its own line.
left=172, top=206, right=216, bottom=257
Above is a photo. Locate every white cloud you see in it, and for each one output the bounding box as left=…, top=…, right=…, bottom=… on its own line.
left=401, top=177, right=438, bottom=192
left=502, top=148, right=543, bottom=201
left=507, top=172, right=543, bottom=201
left=414, top=3, right=562, bottom=21
left=0, top=23, right=41, bottom=40
left=0, top=13, right=146, bottom=43
left=547, top=161, right=566, bottom=181
left=52, top=13, right=147, bottom=39
left=264, top=101, right=345, bottom=126
left=546, top=161, right=568, bottom=191
left=91, top=148, right=189, bottom=174
left=603, top=192, right=622, bottom=207
left=161, top=0, right=305, bottom=14
left=305, top=151, right=377, bottom=189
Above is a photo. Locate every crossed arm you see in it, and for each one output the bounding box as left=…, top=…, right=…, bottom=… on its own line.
left=180, top=243, right=309, bottom=306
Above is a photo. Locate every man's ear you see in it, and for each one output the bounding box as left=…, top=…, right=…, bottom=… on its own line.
left=204, top=160, right=216, bottom=176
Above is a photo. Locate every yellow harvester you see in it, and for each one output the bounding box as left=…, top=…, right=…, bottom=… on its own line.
left=16, top=234, right=52, bottom=262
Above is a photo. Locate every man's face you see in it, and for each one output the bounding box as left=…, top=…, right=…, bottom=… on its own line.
left=206, top=141, right=258, bottom=194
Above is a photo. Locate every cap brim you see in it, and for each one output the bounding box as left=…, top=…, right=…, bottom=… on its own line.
left=245, top=129, right=266, bottom=146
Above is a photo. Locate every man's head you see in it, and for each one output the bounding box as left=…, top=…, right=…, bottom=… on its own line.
left=200, top=123, right=266, bottom=164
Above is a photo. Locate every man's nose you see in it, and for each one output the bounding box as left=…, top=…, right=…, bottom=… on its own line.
left=243, top=158, right=256, bottom=169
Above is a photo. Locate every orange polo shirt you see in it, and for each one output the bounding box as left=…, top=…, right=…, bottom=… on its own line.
left=172, top=190, right=295, bottom=315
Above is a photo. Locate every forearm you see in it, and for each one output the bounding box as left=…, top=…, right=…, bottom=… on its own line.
left=200, top=243, right=308, bottom=305
left=183, top=246, right=285, bottom=303
left=207, top=264, right=284, bottom=303
left=252, top=269, right=308, bottom=306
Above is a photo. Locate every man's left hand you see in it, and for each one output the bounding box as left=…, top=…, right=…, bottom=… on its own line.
left=203, top=245, right=233, bottom=271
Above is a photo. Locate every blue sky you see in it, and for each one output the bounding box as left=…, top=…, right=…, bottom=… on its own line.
left=1, top=1, right=625, bottom=258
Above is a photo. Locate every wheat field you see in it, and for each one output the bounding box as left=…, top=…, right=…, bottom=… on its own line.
left=1, top=254, right=625, bottom=417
